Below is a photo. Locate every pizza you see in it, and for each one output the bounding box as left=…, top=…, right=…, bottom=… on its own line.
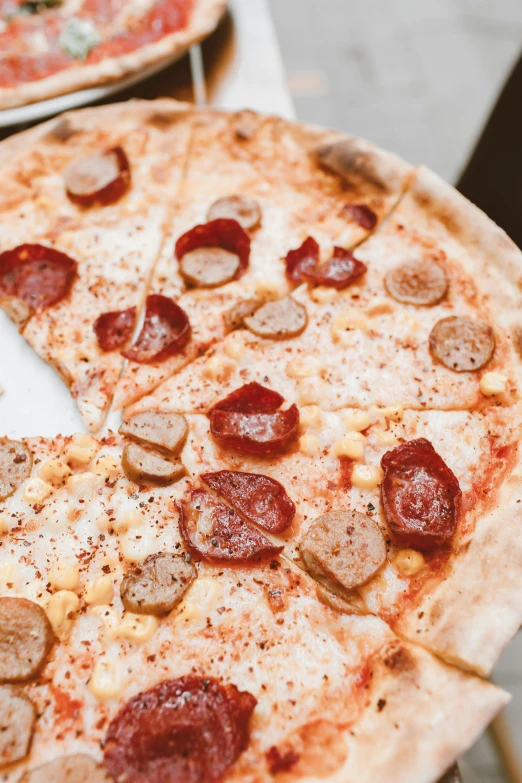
left=0, top=0, right=226, bottom=110
left=0, top=99, right=521, bottom=782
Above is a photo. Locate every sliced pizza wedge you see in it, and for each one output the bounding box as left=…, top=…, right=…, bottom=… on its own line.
left=114, top=109, right=413, bottom=410
left=126, top=162, right=521, bottom=419
left=0, top=431, right=507, bottom=782
left=0, top=100, right=195, bottom=432
left=119, top=376, right=522, bottom=677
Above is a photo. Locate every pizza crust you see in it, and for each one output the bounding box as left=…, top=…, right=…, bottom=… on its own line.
left=337, top=640, right=508, bottom=783
left=397, top=432, right=522, bottom=677
left=0, top=0, right=227, bottom=110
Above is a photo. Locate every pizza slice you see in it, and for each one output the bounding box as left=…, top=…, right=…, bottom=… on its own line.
left=0, top=430, right=507, bottom=782
left=0, top=101, right=195, bottom=432
left=113, top=108, right=413, bottom=410
left=126, top=164, right=521, bottom=419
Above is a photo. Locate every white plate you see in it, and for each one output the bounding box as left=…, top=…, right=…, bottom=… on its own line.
left=0, top=50, right=184, bottom=129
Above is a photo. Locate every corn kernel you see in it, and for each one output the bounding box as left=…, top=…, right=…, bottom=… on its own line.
left=255, top=279, right=284, bottom=299
left=366, top=297, right=395, bottom=317
left=342, top=410, right=370, bottom=432
left=479, top=372, right=508, bottom=397
left=64, top=433, right=100, bottom=465
left=310, top=286, right=338, bottom=304
left=174, top=577, right=223, bottom=624
left=67, top=471, right=99, bottom=498
left=299, top=405, right=323, bottom=428
left=84, top=575, right=114, bottom=606
left=286, top=357, right=323, bottom=379
left=112, top=508, right=143, bottom=534
left=372, top=428, right=398, bottom=447
left=333, top=432, right=366, bottom=460
left=331, top=310, right=369, bottom=342
left=299, top=433, right=322, bottom=457
left=89, top=660, right=126, bottom=700
left=0, top=562, right=20, bottom=590
left=371, top=403, right=404, bottom=423
left=38, top=458, right=71, bottom=486
left=394, top=549, right=425, bottom=576
left=48, top=563, right=80, bottom=591
left=118, top=613, right=159, bottom=643
left=23, top=477, right=53, bottom=504
left=223, top=338, right=245, bottom=360
left=46, top=590, right=80, bottom=639
left=202, top=355, right=236, bottom=383
left=91, top=455, right=120, bottom=478
left=351, top=463, right=383, bottom=490
left=96, top=512, right=111, bottom=532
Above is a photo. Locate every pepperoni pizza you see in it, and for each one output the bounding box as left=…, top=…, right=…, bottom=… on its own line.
left=0, top=100, right=522, bottom=783
left=0, top=0, right=226, bottom=109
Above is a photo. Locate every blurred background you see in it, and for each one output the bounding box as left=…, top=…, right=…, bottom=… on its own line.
left=269, top=0, right=522, bottom=183
left=266, top=2, right=522, bottom=782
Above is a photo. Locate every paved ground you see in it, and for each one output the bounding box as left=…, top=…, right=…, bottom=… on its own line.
left=267, top=2, right=522, bottom=781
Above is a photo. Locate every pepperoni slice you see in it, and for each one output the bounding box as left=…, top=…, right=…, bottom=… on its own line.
left=344, top=204, right=378, bottom=230
left=302, top=247, right=367, bottom=289
left=122, top=295, right=191, bottom=364
left=179, top=489, right=282, bottom=562
left=285, top=237, right=320, bottom=284
left=284, top=239, right=367, bottom=289
left=175, top=219, right=250, bottom=284
left=211, top=382, right=285, bottom=414
left=207, top=195, right=262, bottom=231
left=385, top=259, right=448, bottom=306
left=429, top=316, right=495, bottom=372
left=64, top=147, right=131, bottom=207
left=209, top=384, right=299, bottom=456
left=0, top=244, right=77, bottom=315
left=381, top=438, right=461, bottom=551
left=103, top=675, right=256, bottom=783
left=93, top=307, right=136, bottom=352
left=201, top=471, right=295, bottom=533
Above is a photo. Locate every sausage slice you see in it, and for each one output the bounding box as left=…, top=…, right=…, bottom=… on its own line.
left=0, top=437, right=32, bottom=501
left=384, top=258, right=448, bottom=306
left=0, top=686, right=35, bottom=767
left=120, top=552, right=197, bottom=615
left=429, top=316, right=495, bottom=372
left=120, top=411, right=188, bottom=456
left=20, top=754, right=113, bottom=783
left=180, top=247, right=240, bottom=288
left=0, top=597, right=55, bottom=682
left=244, top=297, right=308, bottom=340
left=300, top=510, right=386, bottom=591
left=207, top=195, right=262, bottom=231
left=315, top=584, right=367, bottom=615
left=122, top=443, right=186, bottom=487
left=223, top=297, right=263, bottom=332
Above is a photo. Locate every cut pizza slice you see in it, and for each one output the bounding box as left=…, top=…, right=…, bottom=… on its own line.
left=126, top=164, right=521, bottom=419
left=0, top=431, right=507, bottom=782
left=114, top=108, right=413, bottom=410
left=119, top=376, right=522, bottom=678
left=0, top=100, right=195, bottom=432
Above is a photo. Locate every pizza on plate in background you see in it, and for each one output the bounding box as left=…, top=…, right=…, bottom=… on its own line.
left=0, top=100, right=521, bottom=783
left=0, top=0, right=227, bottom=109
